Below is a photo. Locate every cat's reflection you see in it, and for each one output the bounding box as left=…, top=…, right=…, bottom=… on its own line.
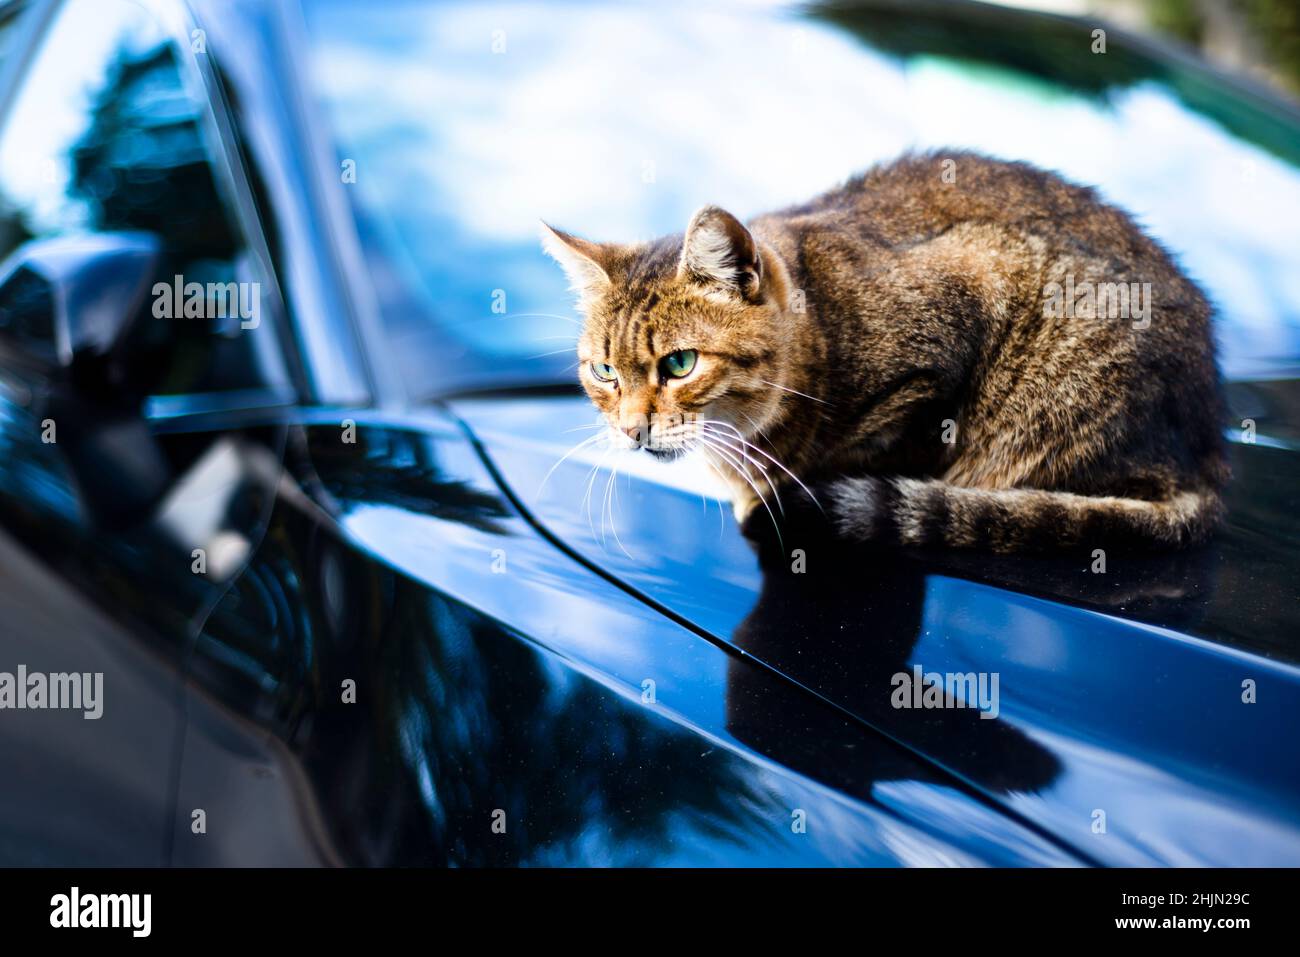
left=727, top=516, right=1218, bottom=799
left=725, top=532, right=1057, bottom=796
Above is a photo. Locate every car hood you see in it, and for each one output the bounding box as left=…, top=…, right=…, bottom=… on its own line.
left=448, top=380, right=1300, bottom=865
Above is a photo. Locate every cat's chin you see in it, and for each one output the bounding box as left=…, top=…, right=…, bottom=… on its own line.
left=644, top=446, right=688, bottom=462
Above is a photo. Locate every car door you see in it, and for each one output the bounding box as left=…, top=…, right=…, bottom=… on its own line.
left=0, top=0, right=294, bottom=862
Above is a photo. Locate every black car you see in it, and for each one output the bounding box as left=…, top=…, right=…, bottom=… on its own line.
left=0, top=0, right=1298, bottom=867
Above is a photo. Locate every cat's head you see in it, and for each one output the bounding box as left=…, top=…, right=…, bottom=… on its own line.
left=542, top=206, right=793, bottom=458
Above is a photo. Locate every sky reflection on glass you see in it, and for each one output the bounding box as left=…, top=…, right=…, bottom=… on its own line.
left=307, top=0, right=1300, bottom=395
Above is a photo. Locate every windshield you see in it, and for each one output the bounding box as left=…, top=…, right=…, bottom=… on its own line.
left=303, top=0, right=1300, bottom=400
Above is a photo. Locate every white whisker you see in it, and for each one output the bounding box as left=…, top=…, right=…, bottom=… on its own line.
left=537, top=431, right=607, bottom=500
left=697, top=435, right=781, bottom=545
left=608, top=460, right=633, bottom=558
left=562, top=419, right=606, bottom=434
left=699, top=420, right=823, bottom=512
left=582, top=445, right=613, bottom=539
left=755, top=377, right=830, bottom=405
left=697, top=428, right=784, bottom=515
left=738, top=410, right=775, bottom=446
left=693, top=444, right=732, bottom=539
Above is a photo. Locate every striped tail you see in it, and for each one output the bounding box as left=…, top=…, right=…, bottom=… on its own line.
left=824, top=477, right=1223, bottom=554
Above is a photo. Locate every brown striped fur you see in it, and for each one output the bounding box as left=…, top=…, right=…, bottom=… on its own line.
left=542, top=151, right=1228, bottom=554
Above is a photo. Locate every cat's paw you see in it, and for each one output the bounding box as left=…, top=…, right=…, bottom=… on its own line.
left=739, top=479, right=834, bottom=547
left=754, top=476, right=889, bottom=545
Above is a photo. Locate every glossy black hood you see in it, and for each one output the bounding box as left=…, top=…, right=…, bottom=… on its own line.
left=449, top=382, right=1300, bottom=866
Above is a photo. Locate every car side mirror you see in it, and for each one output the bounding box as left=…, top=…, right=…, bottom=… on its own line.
left=0, top=232, right=171, bottom=527
left=0, top=231, right=161, bottom=386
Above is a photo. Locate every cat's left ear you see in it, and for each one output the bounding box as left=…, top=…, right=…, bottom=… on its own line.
left=540, top=221, right=616, bottom=303
left=679, top=205, right=762, bottom=301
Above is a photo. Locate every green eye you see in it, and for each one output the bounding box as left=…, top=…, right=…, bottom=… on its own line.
left=661, top=349, right=697, bottom=379
left=590, top=362, right=617, bottom=382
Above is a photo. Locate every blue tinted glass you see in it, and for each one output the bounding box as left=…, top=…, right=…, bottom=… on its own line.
left=304, top=0, right=1300, bottom=398
left=0, top=0, right=288, bottom=397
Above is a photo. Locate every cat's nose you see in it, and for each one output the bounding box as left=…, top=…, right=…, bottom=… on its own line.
left=622, top=424, right=646, bottom=448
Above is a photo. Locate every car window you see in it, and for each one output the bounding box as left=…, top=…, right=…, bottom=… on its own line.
left=305, top=0, right=1300, bottom=399
left=0, top=0, right=288, bottom=398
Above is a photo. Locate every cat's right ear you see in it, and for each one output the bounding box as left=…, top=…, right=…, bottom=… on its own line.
left=679, top=205, right=762, bottom=301
left=540, top=222, right=613, bottom=302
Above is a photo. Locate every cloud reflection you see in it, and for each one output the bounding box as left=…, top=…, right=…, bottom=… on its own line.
left=307, top=0, right=1300, bottom=387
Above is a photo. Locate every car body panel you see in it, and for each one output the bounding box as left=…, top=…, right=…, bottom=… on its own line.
left=452, top=392, right=1300, bottom=865
left=0, top=526, right=178, bottom=865
left=169, top=406, right=1082, bottom=865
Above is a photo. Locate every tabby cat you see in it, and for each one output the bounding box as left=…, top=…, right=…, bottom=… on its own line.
left=542, top=152, right=1227, bottom=553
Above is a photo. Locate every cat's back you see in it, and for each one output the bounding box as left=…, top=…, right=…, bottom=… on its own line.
left=757, top=151, right=1146, bottom=254
left=751, top=151, right=1208, bottom=344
